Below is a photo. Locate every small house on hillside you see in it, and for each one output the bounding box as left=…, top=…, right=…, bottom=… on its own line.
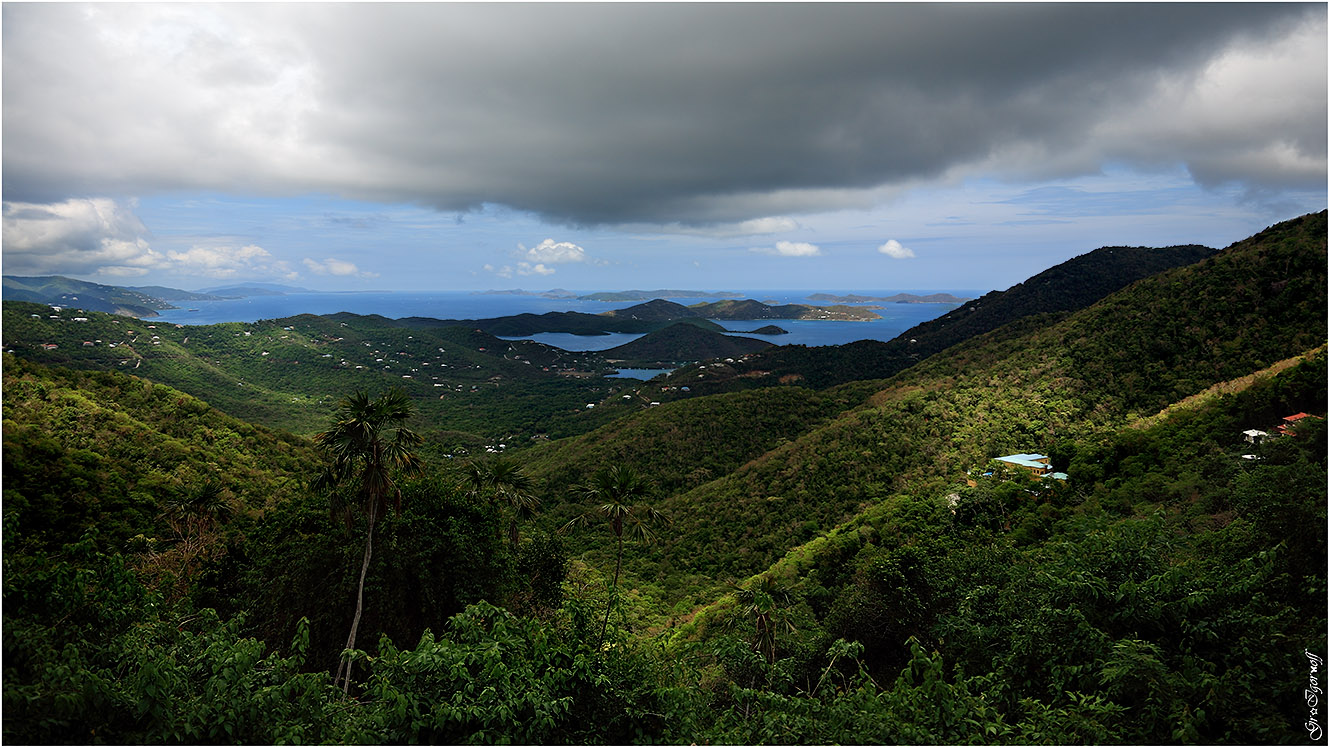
left=992, top=453, right=1068, bottom=481
left=1278, top=413, right=1314, bottom=437
left=994, top=453, right=1052, bottom=475
left=1242, top=429, right=1268, bottom=444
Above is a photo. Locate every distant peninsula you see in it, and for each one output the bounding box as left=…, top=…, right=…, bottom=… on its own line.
left=0, top=276, right=327, bottom=318
left=198, top=283, right=314, bottom=297
left=2, top=275, right=187, bottom=317
left=807, top=292, right=973, bottom=304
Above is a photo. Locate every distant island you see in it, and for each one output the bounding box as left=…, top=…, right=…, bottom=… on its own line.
left=479, top=288, right=745, bottom=301
left=740, top=325, right=789, bottom=335
left=605, top=298, right=880, bottom=322
left=476, top=288, right=581, bottom=299
left=807, top=292, right=973, bottom=304
left=686, top=299, right=880, bottom=321
left=394, top=296, right=874, bottom=338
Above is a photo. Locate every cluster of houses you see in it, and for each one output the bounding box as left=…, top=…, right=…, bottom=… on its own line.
left=1243, top=412, right=1317, bottom=444
left=977, top=411, right=1322, bottom=482
left=1240, top=412, right=1320, bottom=459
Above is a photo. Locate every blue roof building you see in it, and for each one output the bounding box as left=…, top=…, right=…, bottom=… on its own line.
left=994, top=453, right=1052, bottom=473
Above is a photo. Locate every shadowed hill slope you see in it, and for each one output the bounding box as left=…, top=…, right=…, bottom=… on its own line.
left=602, top=321, right=772, bottom=366
left=540, top=212, right=1325, bottom=611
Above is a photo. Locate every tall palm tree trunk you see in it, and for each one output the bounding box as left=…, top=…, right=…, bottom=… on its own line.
left=598, top=534, right=624, bottom=643
left=334, top=515, right=376, bottom=693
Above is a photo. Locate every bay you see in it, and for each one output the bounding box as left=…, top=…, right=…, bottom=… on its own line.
left=152, top=289, right=981, bottom=349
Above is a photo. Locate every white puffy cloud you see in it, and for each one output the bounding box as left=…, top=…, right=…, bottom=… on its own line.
left=751, top=240, right=822, bottom=257
left=878, top=239, right=915, bottom=259
left=736, top=217, right=800, bottom=236
left=2, top=197, right=162, bottom=276
left=485, top=238, right=589, bottom=278
left=165, top=243, right=297, bottom=279
left=484, top=261, right=557, bottom=278
left=486, top=260, right=553, bottom=275
left=1, top=196, right=307, bottom=281
left=522, top=239, right=588, bottom=264
left=302, top=257, right=377, bottom=278
left=519, top=262, right=555, bottom=276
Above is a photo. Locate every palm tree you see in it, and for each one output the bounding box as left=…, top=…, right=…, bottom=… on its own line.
left=462, top=456, right=541, bottom=546
left=312, top=389, right=423, bottom=693
left=161, top=479, right=233, bottom=539
left=731, top=575, right=797, bottom=666
left=563, top=465, right=667, bottom=642
left=154, top=479, right=235, bottom=598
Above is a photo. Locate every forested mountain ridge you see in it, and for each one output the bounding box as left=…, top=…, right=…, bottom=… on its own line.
left=660, top=242, right=1217, bottom=393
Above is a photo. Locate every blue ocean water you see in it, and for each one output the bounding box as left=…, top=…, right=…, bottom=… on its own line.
left=153, top=290, right=981, bottom=350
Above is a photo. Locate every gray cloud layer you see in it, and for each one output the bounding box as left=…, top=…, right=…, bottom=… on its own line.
left=3, top=3, right=1324, bottom=226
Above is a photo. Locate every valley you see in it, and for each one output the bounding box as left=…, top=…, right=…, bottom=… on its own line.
left=3, top=212, right=1325, bottom=744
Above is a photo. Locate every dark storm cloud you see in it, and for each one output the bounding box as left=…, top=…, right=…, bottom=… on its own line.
left=3, top=3, right=1324, bottom=225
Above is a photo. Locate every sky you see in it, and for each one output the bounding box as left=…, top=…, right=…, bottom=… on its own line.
left=3, top=2, right=1326, bottom=293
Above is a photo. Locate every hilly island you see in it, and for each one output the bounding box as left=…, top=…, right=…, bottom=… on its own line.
left=3, top=212, right=1326, bottom=744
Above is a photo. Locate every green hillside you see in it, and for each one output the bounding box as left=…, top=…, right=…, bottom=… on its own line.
left=3, top=213, right=1324, bottom=744
left=550, top=211, right=1324, bottom=614
left=524, top=384, right=874, bottom=500
left=2, top=355, right=314, bottom=553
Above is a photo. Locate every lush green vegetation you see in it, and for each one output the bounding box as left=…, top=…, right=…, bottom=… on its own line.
left=2, top=355, right=313, bottom=555
left=1, top=303, right=637, bottom=441
left=3, top=213, right=1324, bottom=744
